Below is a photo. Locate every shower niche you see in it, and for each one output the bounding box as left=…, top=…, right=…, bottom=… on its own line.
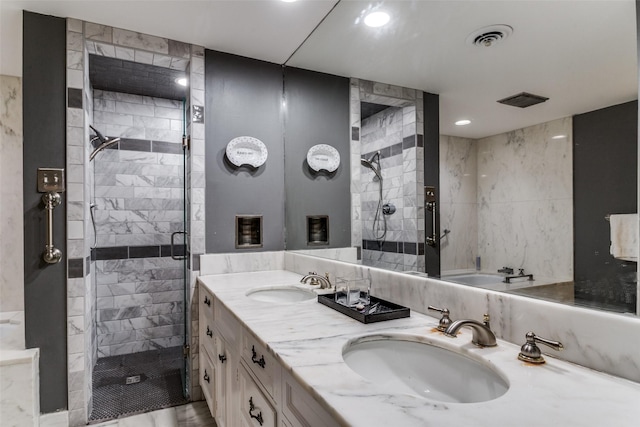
left=307, top=215, right=329, bottom=245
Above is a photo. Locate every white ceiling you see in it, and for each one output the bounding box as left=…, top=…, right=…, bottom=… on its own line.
left=2, top=0, right=637, bottom=138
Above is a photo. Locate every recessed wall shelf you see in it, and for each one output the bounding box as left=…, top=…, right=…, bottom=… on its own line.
left=236, top=215, right=263, bottom=248
left=307, top=215, right=329, bottom=245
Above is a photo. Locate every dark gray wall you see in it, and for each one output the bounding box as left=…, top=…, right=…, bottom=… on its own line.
left=283, top=68, right=350, bottom=250
left=22, top=11, right=68, bottom=412
left=205, top=51, right=285, bottom=252
left=574, top=100, right=637, bottom=313
left=423, top=93, right=440, bottom=277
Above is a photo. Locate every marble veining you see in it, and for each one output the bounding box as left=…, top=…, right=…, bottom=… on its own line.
left=199, top=266, right=640, bottom=426
left=0, top=75, right=24, bottom=312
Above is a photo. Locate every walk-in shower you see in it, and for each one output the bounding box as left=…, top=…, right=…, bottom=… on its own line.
left=86, top=54, right=189, bottom=422
left=361, top=151, right=387, bottom=241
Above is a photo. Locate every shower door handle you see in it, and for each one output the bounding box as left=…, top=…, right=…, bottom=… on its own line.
left=170, top=231, right=188, bottom=260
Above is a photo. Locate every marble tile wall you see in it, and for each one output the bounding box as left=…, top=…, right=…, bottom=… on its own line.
left=439, top=135, right=478, bottom=272
left=65, top=18, right=204, bottom=424
left=0, top=75, right=24, bottom=314
left=439, top=118, right=573, bottom=280
left=476, top=118, right=573, bottom=280
left=351, top=79, right=424, bottom=272
left=91, top=90, right=184, bottom=356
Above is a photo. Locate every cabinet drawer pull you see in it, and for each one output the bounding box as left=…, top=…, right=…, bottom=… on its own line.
left=249, top=396, right=264, bottom=425
left=204, top=296, right=211, bottom=306
left=206, top=326, right=213, bottom=337
left=251, top=345, right=266, bottom=369
left=218, top=354, right=227, bottom=363
left=203, top=370, right=210, bottom=383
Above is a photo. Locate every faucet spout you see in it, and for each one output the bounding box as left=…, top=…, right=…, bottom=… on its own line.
left=443, top=316, right=497, bottom=347
left=300, top=272, right=332, bottom=289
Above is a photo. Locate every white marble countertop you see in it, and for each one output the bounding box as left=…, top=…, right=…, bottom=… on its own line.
left=198, top=270, right=640, bottom=426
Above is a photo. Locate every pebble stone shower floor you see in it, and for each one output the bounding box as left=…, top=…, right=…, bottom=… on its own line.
left=89, top=346, right=188, bottom=422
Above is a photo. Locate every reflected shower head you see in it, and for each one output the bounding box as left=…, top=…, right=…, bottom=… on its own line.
left=361, top=151, right=382, bottom=180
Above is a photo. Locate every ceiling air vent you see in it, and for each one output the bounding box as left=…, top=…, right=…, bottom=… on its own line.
left=466, top=24, right=513, bottom=48
left=497, top=92, right=549, bottom=108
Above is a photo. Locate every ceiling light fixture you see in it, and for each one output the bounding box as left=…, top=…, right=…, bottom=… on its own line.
left=455, top=119, right=471, bottom=126
left=552, top=135, right=567, bottom=140
left=364, top=11, right=390, bottom=27
left=281, top=0, right=297, bottom=2
left=175, top=77, right=188, bottom=87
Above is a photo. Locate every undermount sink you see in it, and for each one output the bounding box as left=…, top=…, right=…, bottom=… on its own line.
left=342, top=335, right=509, bottom=403
left=246, top=285, right=316, bottom=303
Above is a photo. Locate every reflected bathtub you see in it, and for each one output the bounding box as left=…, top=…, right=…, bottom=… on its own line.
left=444, top=273, right=505, bottom=287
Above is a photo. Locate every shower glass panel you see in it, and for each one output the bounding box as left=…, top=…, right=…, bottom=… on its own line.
left=88, top=89, right=188, bottom=421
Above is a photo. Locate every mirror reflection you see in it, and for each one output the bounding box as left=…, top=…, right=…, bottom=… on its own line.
left=286, top=1, right=638, bottom=316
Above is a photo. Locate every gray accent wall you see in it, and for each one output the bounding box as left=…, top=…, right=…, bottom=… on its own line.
left=574, top=100, right=638, bottom=312
left=204, top=51, right=285, bottom=252
left=423, top=93, right=441, bottom=277
left=283, top=68, right=350, bottom=250
left=23, top=11, right=68, bottom=413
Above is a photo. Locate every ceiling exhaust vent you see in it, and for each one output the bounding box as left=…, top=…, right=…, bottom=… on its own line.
left=466, top=24, right=513, bottom=47
left=497, top=92, right=549, bottom=108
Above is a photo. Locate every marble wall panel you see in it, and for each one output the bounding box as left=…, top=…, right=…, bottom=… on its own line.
left=0, top=75, right=24, bottom=313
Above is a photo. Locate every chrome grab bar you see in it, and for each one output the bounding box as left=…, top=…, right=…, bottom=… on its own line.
left=425, top=186, right=438, bottom=247
left=42, top=192, right=62, bottom=264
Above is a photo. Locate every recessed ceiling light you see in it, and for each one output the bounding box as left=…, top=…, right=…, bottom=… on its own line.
left=552, top=134, right=567, bottom=140
left=175, top=77, right=188, bottom=87
left=364, top=11, right=390, bottom=27
left=455, top=119, right=471, bottom=126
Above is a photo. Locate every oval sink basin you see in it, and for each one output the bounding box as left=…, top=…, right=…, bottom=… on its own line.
left=342, top=335, right=509, bottom=403
left=246, top=286, right=316, bottom=303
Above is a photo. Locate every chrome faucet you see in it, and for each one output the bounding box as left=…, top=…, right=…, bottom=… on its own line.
left=300, top=272, right=332, bottom=289
left=443, top=314, right=497, bottom=347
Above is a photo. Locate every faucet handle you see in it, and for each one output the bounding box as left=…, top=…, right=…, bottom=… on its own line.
left=518, top=331, right=564, bottom=364
left=428, top=306, right=452, bottom=332
left=518, top=268, right=525, bottom=276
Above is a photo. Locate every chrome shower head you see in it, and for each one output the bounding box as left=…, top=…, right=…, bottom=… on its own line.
left=89, top=125, right=108, bottom=144
left=361, top=151, right=382, bottom=180
left=89, top=137, right=121, bottom=161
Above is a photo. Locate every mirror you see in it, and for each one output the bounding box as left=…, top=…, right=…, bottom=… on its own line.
left=284, top=1, right=638, bottom=316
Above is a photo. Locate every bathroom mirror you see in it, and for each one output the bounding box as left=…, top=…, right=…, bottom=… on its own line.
left=284, top=0, right=638, bottom=316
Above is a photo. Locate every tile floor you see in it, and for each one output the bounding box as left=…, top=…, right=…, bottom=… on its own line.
left=40, top=402, right=216, bottom=427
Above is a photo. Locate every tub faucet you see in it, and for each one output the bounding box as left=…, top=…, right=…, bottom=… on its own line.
left=444, top=314, right=497, bottom=347
left=300, top=272, right=332, bottom=289
left=498, top=267, right=514, bottom=275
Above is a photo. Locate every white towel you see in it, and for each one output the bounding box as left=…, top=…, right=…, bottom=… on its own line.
left=609, top=213, right=639, bottom=262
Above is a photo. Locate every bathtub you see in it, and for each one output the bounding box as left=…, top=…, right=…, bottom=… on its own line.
left=1, top=311, right=40, bottom=427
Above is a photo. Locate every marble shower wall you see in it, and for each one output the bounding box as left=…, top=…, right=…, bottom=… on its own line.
left=350, top=79, right=425, bottom=272
left=439, top=135, right=478, bottom=272
left=0, top=75, right=24, bottom=315
left=439, top=117, right=573, bottom=280
left=91, top=89, right=185, bottom=357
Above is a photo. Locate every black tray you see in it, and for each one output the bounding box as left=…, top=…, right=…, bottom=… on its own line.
left=317, top=293, right=410, bottom=324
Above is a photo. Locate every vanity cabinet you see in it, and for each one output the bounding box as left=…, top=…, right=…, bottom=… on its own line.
left=199, top=283, right=339, bottom=427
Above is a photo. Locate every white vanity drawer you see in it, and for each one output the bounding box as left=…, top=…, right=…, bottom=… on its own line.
left=215, top=298, right=241, bottom=350
left=238, top=362, right=277, bottom=427
left=242, top=332, right=279, bottom=399
left=282, top=372, right=339, bottom=427
left=200, top=284, right=214, bottom=328
left=199, top=345, right=216, bottom=417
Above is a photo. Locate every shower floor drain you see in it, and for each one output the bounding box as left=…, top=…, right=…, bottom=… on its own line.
left=125, top=375, right=141, bottom=385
